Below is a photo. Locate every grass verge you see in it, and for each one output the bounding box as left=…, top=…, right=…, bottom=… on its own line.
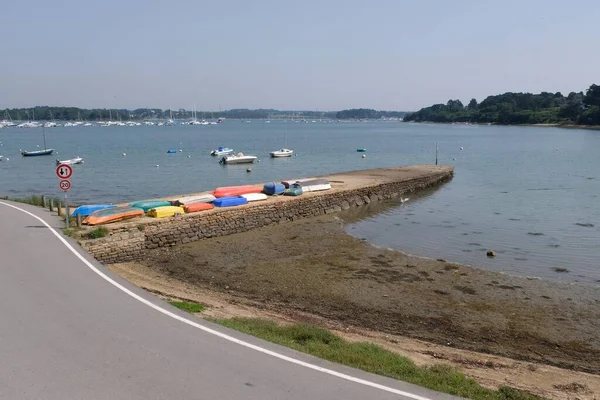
left=214, top=318, right=545, bottom=400
left=0, top=195, right=60, bottom=207
left=87, top=227, right=109, bottom=239
left=169, top=300, right=206, bottom=313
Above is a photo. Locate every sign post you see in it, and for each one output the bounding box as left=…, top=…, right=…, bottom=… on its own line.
left=56, top=164, right=73, bottom=226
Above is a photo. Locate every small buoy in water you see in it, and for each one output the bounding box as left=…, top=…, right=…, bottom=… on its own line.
left=122, top=153, right=126, bottom=156
left=246, top=167, right=252, bottom=172
left=179, top=149, right=182, bottom=152
left=156, top=164, right=159, bottom=168
left=187, top=155, right=191, bottom=158
left=487, top=250, right=496, bottom=258
left=37, top=144, right=40, bottom=148
left=460, top=147, right=464, bottom=150
left=362, top=154, right=366, bottom=158
left=257, top=159, right=260, bottom=163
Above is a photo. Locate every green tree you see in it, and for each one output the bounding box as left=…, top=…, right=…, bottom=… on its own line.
left=467, top=98, right=478, bottom=110
left=583, top=84, right=600, bottom=107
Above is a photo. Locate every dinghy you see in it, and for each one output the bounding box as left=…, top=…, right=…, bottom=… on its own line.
left=213, top=196, right=248, bottom=207
left=147, top=206, right=185, bottom=218
left=212, top=185, right=262, bottom=198
left=263, top=182, right=286, bottom=195
left=71, top=204, right=115, bottom=217
left=83, top=206, right=144, bottom=225
left=129, top=200, right=171, bottom=212
left=240, top=193, right=268, bottom=202
left=183, top=202, right=214, bottom=213
left=56, top=156, right=83, bottom=166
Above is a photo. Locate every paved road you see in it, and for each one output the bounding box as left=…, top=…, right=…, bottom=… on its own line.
left=0, top=201, right=457, bottom=400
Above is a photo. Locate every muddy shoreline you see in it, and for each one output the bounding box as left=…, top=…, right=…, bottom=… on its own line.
left=130, top=213, right=600, bottom=374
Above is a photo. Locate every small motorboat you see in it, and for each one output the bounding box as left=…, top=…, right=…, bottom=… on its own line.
left=83, top=206, right=145, bottom=225
left=210, top=147, right=234, bottom=156
left=269, top=148, right=294, bottom=158
left=56, top=156, right=83, bottom=166
left=167, top=149, right=177, bottom=154
left=356, top=148, right=367, bottom=152
left=219, top=152, right=257, bottom=164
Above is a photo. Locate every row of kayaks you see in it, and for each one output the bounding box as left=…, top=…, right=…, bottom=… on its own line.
left=73, top=178, right=332, bottom=226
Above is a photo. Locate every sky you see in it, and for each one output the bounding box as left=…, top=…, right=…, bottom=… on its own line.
left=1, top=0, right=598, bottom=111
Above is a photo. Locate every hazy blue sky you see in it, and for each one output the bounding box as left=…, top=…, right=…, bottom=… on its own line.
left=1, top=0, right=598, bottom=111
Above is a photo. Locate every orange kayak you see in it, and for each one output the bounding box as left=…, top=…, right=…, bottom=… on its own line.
left=212, top=185, right=262, bottom=198
left=83, top=206, right=144, bottom=225
left=184, top=202, right=214, bottom=213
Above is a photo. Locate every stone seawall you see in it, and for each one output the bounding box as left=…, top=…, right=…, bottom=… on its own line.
left=80, top=165, right=453, bottom=264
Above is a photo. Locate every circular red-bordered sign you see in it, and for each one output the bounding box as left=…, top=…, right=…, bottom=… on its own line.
left=59, top=179, right=71, bottom=192
left=56, top=164, right=73, bottom=179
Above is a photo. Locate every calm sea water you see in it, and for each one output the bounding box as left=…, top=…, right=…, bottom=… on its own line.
left=1, top=121, right=599, bottom=285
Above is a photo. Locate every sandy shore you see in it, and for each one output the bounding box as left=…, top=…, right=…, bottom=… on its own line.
left=108, top=214, right=600, bottom=398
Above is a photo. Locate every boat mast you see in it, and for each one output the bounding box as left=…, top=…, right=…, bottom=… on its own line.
left=42, top=126, right=48, bottom=150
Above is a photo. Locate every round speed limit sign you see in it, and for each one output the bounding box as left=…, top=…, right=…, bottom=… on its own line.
left=59, top=179, right=71, bottom=192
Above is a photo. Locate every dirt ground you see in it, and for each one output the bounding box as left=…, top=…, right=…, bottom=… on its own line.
left=108, top=215, right=600, bottom=399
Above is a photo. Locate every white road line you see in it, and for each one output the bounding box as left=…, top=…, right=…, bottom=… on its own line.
left=1, top=201, right=432, bottom=400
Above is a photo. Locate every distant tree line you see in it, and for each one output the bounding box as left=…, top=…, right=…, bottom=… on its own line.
left=335, top=108, right=407, bottom=120
left=3, top=106, right=402, bottom=121
left=403, top=84, right=600, bottom=126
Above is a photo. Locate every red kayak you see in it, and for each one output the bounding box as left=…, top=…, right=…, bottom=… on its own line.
left=184, top=202, right=214, bottom=213
left=212, top=185, right=262, bottom=198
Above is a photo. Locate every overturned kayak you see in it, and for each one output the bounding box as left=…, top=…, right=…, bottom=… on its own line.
left=83, top=206, right=144, bottom=226
left=240, top=193, right=268, bottom=202
left=281, top=177, right=316, bottom=188
left=212, top=185, right=262, bottom=198
left=71, top=204, right=115, bottom=217
left=284, top=186, right=303, bottom=196
left=178, top=193, right=216, bottom=205
left=147, top=206, right=185, bottom=218
left=263, top=182, right=286, bottom=195
left=184, top=202, right=214, bottom=213
left=295, top=179, right=331, bottom=192
left=213, top=196, right=248, bottom=207
left=129, top=200, right=171, bottom=212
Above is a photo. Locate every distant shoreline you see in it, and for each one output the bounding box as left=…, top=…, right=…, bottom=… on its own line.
left=404, top=121, right=600, bottom=130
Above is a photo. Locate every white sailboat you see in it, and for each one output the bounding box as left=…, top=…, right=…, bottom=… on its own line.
left=270, top=122, right=293, bottom=158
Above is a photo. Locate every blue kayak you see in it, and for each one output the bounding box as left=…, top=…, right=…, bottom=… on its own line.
left=167, top=149, right=177, bottom=153
left=213, top=196, right=248, bottom=207
left=71, top=204, right=116, bottom=217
